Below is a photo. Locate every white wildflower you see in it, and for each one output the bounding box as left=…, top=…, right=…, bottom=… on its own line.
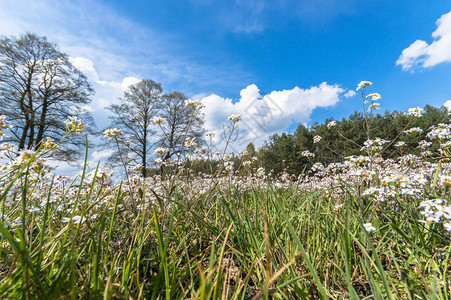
left=366, top=93, right=381, bottom=101
left=363, top=223, right=376, bottom=232
left=406, top=107, right=423, bottom=117
left=327, top=120, right=337, bottom=129
left=228, top=114, right=241, bottom=122
left=356, top=81, right=373, bottom=91
left=104, top=128, right=123, bottom=137
left=153, top=117, right=164, bottom=125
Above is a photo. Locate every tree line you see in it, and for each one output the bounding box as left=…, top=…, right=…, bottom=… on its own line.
left=260, top=105, right=450, bottom=175
left=151, top=105, right=450, bottom=177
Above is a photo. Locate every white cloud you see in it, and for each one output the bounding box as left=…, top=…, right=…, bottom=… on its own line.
left=397, top=11, right=451, bottom=70
left=92, top=76, right=141, bottom=119
left=91, top=149, right=114, bottom=161
left=200, top=82, right=345, bottom=152
left=344, top=90, right=357, bottom=98
left=69, top=104, right=94, bottom=115
left=98, top=77, right=141, bottom=91
left=70, top=57, right=99, bottom=82
left=70, top=56, right=141, bottom=128
left=444, top=100, right=451, bottom=111
left=45, top=159, right=78, bottom=175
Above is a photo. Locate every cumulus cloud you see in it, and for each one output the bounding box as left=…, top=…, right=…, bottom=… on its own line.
left=444, top=100, right=451, bottom=111
left=70, top=57, right=99, bottom=82
left=91, top=149, right=115, bottom=161
left=70, top=56, right=140, bottom=128
left=200, top=82, right=346, bottom=152
left=397, top=11, right=451, bottom=70
left=344, top=90, right=357, bottom=98
left=93, top=76, right=141, bottom=113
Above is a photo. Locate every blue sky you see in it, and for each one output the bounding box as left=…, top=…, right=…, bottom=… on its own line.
left=1, top=0, right=451, bottom=157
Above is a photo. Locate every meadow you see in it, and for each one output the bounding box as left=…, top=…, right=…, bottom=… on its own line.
left=0, top=82, right=450, bottom=299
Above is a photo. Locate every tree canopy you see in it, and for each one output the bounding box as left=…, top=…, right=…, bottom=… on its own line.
left=105, top=79, right=206, bottom=177
left=0, top=33, right=94, bottom=160
left=106, top=79, right=163, bottom=177
left=260, top=105, right=450, bottom=176
left=158, top=91, right=205, bottom=158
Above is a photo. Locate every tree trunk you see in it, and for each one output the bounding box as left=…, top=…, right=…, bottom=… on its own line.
left=26, top=91, right=35, bottom=149
left=36, top=98, right=48, bottom=146
left=142, top=124, right=147, bottom=178
left=18, top=81, right=33, bottom=150
left=27, top=122, right=34, bottom=149
left=18, top=120, right=29, bottom=151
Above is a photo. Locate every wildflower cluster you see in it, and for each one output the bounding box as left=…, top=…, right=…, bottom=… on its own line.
left=406, top=107, right=424, bottom=117
left=359, top=83, right=381, bottom=113
left=301, top=150, right=315, bottom=158
left=185, top=137, right=197, bottom=148
left=427, top=123, right=451, bottom=140
left=311, top=162, right=324, bottom=172
left=360, top=138, right=390, bottom=152
left=153, top=116, right=164, bottom=125
left=65, top=116, right=84, bottom=133
left=205, top=132, right=215, bottom=138
left=185, top=99, right=203, bottom=109
left=313, top=135, right=322, bottom=143
left=356, top=80, right=373, bottom=91
left=154, top=147, right=169, bottom=156
left=418, top=140, right=432, bottom=149
left=394, top=141, right=406, bottom=148
left=103, top=128, right=123, bottom=137
left=224, top=160, right=234, bottom=173
left=366, top=93, right=381, bottom=101
left=327, top=120, right=337, bottom=129
left=304, top=141, right=450, bottom=232
left=228, top=114, right=241, bottom=123
left=43, top=137, right=58, bottom=150
left=0, top=115, right=10, bottom=141
left=419, top=199, right=451, bottom=230
left=347, top=155, right=371, bottom=164
left=404, top=127, right=423, bottom=135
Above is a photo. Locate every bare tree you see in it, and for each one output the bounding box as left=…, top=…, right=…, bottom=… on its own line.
left=0, top=33, right=94, bottom=160
left=106, top=79, right=162, bottom=177
left=159, top=91, right=205, bottom=159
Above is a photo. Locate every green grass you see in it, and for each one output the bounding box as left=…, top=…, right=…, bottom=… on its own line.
left=0, top=157, right=450, bottom=299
